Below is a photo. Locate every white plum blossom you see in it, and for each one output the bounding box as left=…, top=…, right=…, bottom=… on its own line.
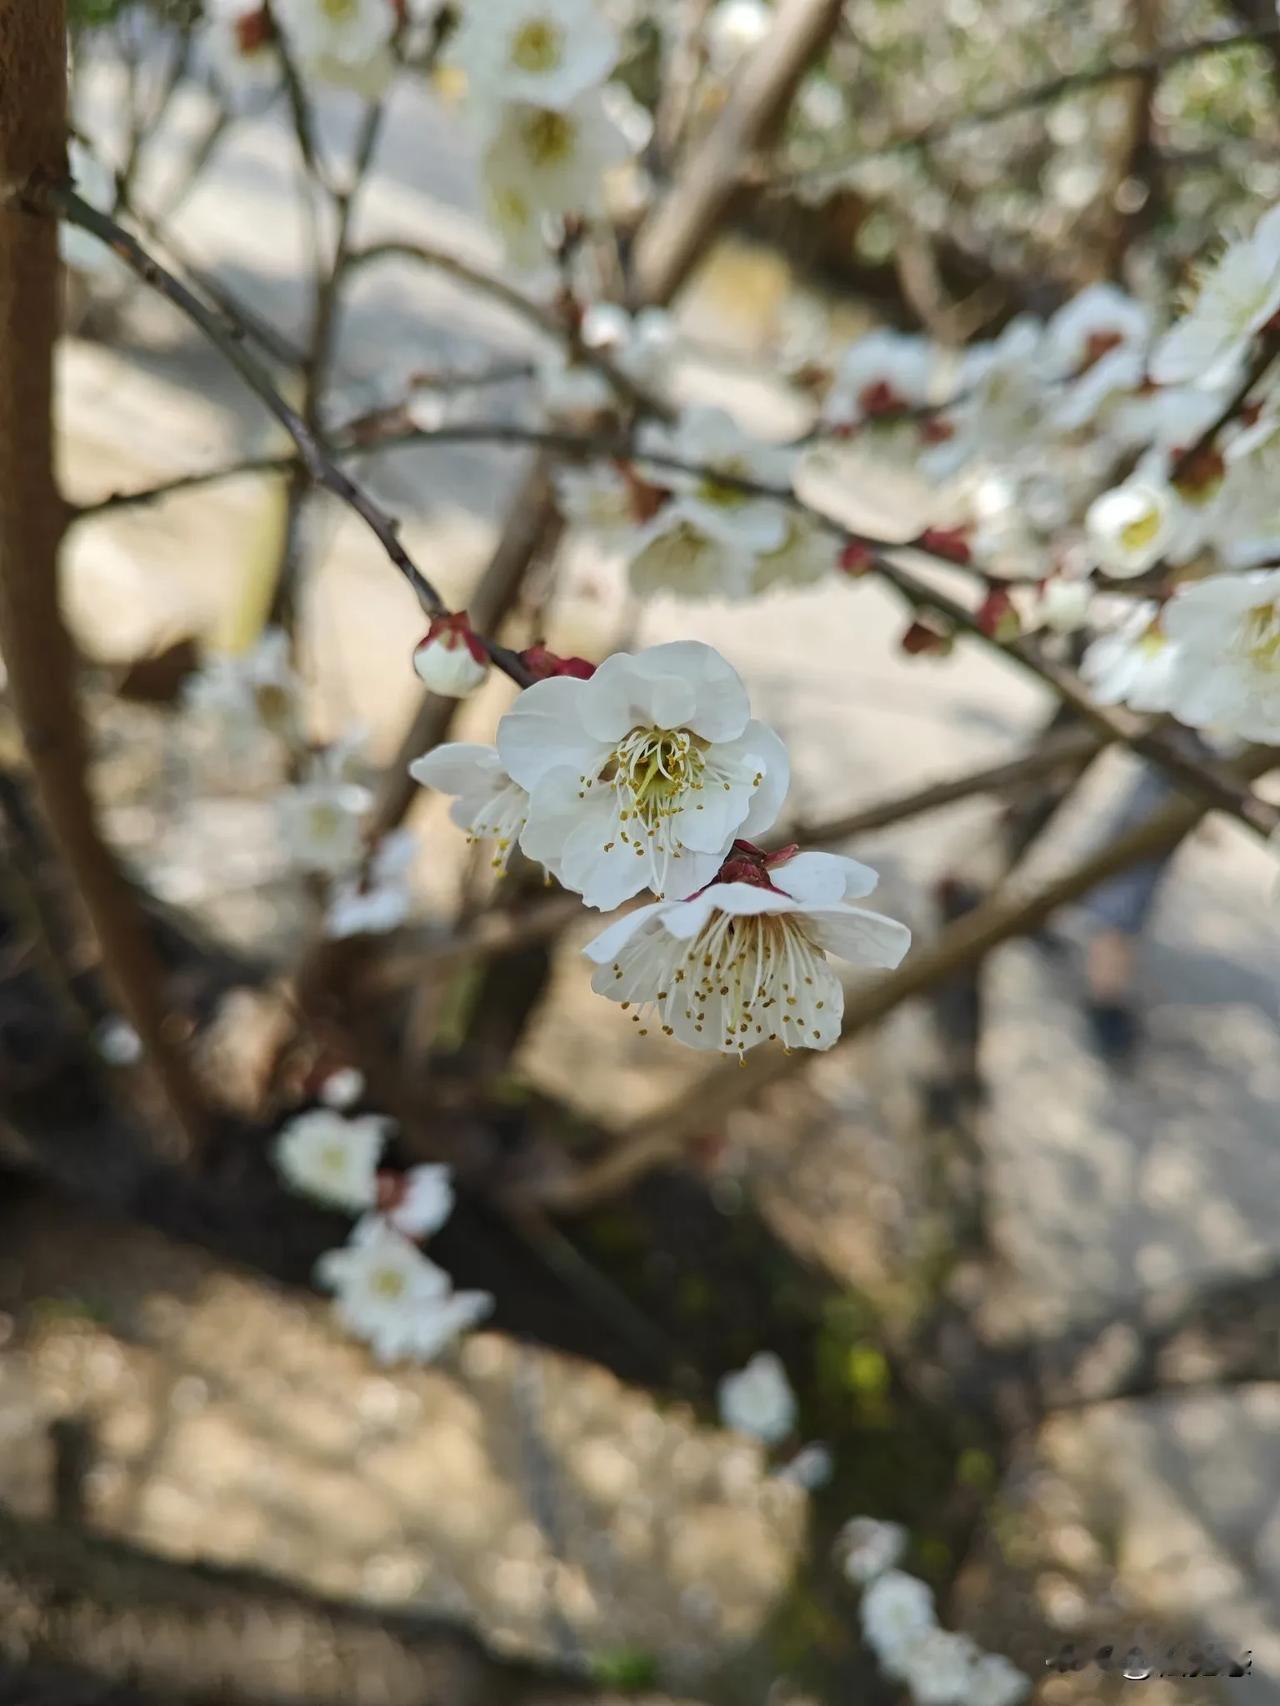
left=926, top=316, right=1047, bottom=472
left=278, top=775, right=372, bottom=876
left=1160, top=567, right=1280, bottom=740
left=1041, top=281, right=1151, bottom=380
left=554, top=461, right=638, bottom=544
left=274, top=1108, right=387, bottom=1211
left=750, top=515, right=840, bottom=595
left=1086, top=473, right=1179, bottom=578
left=503, top=642, right=790, bottom=909
left=640, top=407, right=795, bottom=554
left=837, top=1516, right=908, bottom=1585
left=626, top=501, right=756, bottom=601
left=413, top=614, right=489, bottom=698
left=450, top=0, right=619, bottom=116
left=823, top=330, right=936, bottom=430
left=969, top=1652, right=1031, bottom=1706
left=316, top=1217, right=493, bottom=1365
left=271, top=0, right=397, bottom=91
left=381, top=1164, right=455, bottom=1239
left=203, top=0, right=278, bottom=90
left=1026, top=576, right=1093, bottom=635
left=319, top=1066, right=366, bottom=1109
left=325, top=828, right=418, bottom=939
left=706, top=0, right=771, bottom=70
left=1152, top=204, right=1280, bottom=388
left=718, top=1351, right=796, bottom=1444
left=1081, top=599, right=1179, bottom=712
left=583, top=845, right=911, bottom=1053
left=899, top=1629, right=983, bottom=1705
left=481, top=90, right=632, bottom=269
left=860, top=1568, right=937, bottom=1669
left=1051, top=343, right=1146, bottom=434
left=579, top=303, right=678, bottom=393
left=184, top=626, right=301, bottom=746
left=409, top=742, right=530, bottom=874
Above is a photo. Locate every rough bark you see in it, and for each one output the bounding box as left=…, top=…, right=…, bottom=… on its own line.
left=0, top=0, right=205, bottom=1157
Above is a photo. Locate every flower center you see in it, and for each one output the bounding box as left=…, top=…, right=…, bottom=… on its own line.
left=609, top=726, right=705, bottom=823
left=321, top=1143, right=348, bottom=1173
left=254, top=682, right=292, bottom=729
left=370, top=1266, right=407, bottom=1300
left=510, top=18, right=563, bottom=72
left=520, top=108, right=576, bottom=167
left=1241, top=600, right=1280, bottom=671
left=308, top=801, right=345, bottom=842
left=321, top=0, right=357, bottom=21
left=1119, top=507, right=1162, bottom=554
left=696, top=457, right=752, bottom=509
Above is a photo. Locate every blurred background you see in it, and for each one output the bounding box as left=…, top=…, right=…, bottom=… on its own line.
left=3, top=1, right=1280, bottom=1702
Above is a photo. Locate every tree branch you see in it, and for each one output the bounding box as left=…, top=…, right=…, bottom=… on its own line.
left=0, top=3, right=207, bottom=1161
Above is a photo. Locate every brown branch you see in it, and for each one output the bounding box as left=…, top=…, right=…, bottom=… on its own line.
left=0, top=2, right=206, bottom=1160
left=631, top=0, right=849, bottom=303
left=546, top=745, right=1277, bottom=1209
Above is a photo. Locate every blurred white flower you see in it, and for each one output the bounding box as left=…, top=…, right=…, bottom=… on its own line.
left=93, top=1017, right=143, bottom=1067
left=580, top=303, right=678, bottom=393
left=639, top=407, right=795, bottom=553
left=272, top=0, right=397, bottom=91
left=777, top=1442, right=834, bottom=1489
left=278, top=776, right=372, bottom=876
left=898, top=1628, right=982, bottom=1704
left=382, top=1163, right=455, bottom=1238
left=706, top=0, right=770, bottom=70
left=481, top=91, right=633, bottom=269
left=860, top=1569, right=937, bottom=1668
left=413, top=613, right=490, bottom=698
left=319, top=1066, right=366, bottom=1109
left=325, top=828, right=418, bottom=938
left=626, top=501, right=755, bottom=601
left=450, top=0, right=619, bottom=116
left=1041, top=281, right=1150, bottom=380
left=1027, top=576, right=1093, bottom=634
left=718, top=1351, right=796, bottom=1444
left=1085, top=474, right=1178, bottom=578
left=1152, top=204, right=1280, bottom=388
left=968, top=1651, right=1031, bottom=1706
left=837, top=1515, right=908, bottom=1585
left=409, top=742, right=529, bottom=874
left=824, top=330, right=936, bottom=431
left=275, top=1108, right=387, bottom=1211
left=554, top=460, right=637, bottom=542
left=1081, top=598, right=1179, bottom=712
left=184, top=627, right=301, bottom=748
left=1161, top=567, right=1280, bottom=740
left=203, top=0, right=278, bottom=91
left=750, top=514, right=839, bottom=594
left=583, top=847, right=910, bottom=1053
left=505, top=641, right=790, bottom=909
left=316, top=1217, right=493, bottom=1364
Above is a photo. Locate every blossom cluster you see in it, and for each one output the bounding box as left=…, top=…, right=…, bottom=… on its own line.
left=275, top=1098, right=493, bottom=1364
left=845, top=1524, right=1029, bottom=1706
left=545, top=204, right=1280, bottom=762
left=412, top=639, right=913, bottom=1056
left=183, top=628, right=421, bottom=940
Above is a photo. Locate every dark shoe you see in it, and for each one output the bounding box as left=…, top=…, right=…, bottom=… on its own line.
left=1085, top=1000, right=1141, bottom=1067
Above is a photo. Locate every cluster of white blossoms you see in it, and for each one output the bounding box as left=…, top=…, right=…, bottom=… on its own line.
left=717, top=1351, right=796, bottom=1445
left=183, top=630, right=422, bottom=938
left=448, top=0, right=641, bottom=272
left=412, top=639, right=912, bottom=1054
left=850, top=1540, right=1029, bottom=1706
left=275, top=1104, right=493, bottom=1364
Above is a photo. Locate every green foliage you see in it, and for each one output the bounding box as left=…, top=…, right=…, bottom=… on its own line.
left=590, top=1647, right=660, bottom=1690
